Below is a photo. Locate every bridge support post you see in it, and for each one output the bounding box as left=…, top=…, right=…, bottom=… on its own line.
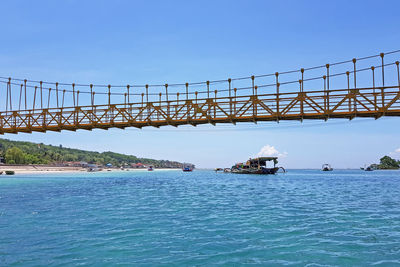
left=346, top=71, right=351, bottom=112
left=214, top=90, right=217, bottom=119
left=72, top=83, right=75, bottom=108
left=18, top=84, right=23, bottom=111
left=323, top=75, right=327, bottom=112
left=326, top=64, right=330, bottom=90
left=165, top=84, right=170, bottom=119
left=275, top=72, right=279, bottom=120
left=56, top=82, right=59, bottom=108
left=381, top=53, right=385, bottom=108
left=42, top=109, right=47, bottom=130
left=207, top=81, right=210, bottom=99
left=228, top=78, right=232, bottom=117
left=141, top=93, right=144, bottom=121
left=33, top=86, right=37, bottom=112
left=233, top=88, right=237, bottom=122
left=186, top=83, right=189, bottom=120
left=299, top=81, right=304, bottom=120
left=23, top=79, right=27, bottom=110
left=396, top=61, right=400, bottom=90
left=40, top=81, right=43, bottom=110
left=253, top=86, right=258, bottom=120
left=371, top=66, right=377, bottom=110
left=276, top=83, right=280, bottom=121
left=13, top=111, right=17, bottom=130
left=353, top=58, right=357, bottom=89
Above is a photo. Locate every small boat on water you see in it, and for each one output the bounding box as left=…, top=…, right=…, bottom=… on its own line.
left=229, top=157, right=284, bottom=175
left=87, top=167, right=101, bottom=172
left=5, top=170, right=15, bottom=175
left=148, top=166, right=154, bottom=171
left=322, top=164, right=333, bottom=171
left=361, top=164, right=374, bottom=171
left=182, top=163, right=194, bottom=172
left=87, top=164, right=101, bottom=172
left=364, top=166, right=373, bottom=171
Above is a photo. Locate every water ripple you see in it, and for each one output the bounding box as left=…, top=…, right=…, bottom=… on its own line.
left=1, top=170, right=400, bottom=266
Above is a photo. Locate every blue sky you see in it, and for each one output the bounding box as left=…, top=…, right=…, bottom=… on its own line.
left=1, top=0, right=400, bottom=168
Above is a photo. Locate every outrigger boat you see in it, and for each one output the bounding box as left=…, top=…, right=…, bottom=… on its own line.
left=322, top=164, right=333, bottom=171
left=228, top=157, right=284, bottom=175
left=364, top=165, right=373, bottom=171
left=183, top=164, right=194, bottom=172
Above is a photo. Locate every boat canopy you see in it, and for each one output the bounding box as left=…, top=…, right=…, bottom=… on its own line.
left=246, top=157, right=278, bottom=167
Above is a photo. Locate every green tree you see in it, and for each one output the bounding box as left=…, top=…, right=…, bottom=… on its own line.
left=5, top=147, right=25, bottom=164
left=0, top=138, right=187, bottom=168
left=379, top=156, right=400, bottom=169
left=24, top=153, right=44, bottom=164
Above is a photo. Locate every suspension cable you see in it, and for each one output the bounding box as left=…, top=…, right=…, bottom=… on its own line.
left=1, top=49, right=399, bottom=89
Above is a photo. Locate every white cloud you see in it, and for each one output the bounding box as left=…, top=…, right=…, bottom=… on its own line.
left=389, top=148, right=400, bottom=158
left=256, top=145, right=287, bottom=158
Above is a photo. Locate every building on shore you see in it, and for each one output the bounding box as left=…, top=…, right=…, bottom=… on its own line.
left=61, top=161, right=89, bottom=168
left=131, top=163, right=146, bottom=168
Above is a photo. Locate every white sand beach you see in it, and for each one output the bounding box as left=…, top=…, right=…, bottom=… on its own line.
left=0, top=165, right=181, bottom=175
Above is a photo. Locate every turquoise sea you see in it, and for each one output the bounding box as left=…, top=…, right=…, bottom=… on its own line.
left=1, top=169, right=400, bottom=266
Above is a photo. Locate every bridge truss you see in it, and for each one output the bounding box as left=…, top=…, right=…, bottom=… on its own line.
left=1, top=51, right=400, bottom=134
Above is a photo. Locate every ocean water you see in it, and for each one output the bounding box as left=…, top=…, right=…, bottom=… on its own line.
left=1, top=169, right=400, bottom=266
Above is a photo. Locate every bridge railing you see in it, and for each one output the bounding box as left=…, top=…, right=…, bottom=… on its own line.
left=1, top=51, right=400, bottom=111
left=0, top=85, right=399, bottom=133
left=1, top=50, right=400, bottom=133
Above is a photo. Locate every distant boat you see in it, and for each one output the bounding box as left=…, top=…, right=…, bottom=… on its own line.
left=5, top=170, right=15, bottom=175
left=182, top=164, right=194, bottom=172
left=364, top=166, right=373, bottom=171
left=148, top=166, right=154, bottom=171
left=87, top=164, right=100, bottom=172
left=87, top=167, right=100, bottom=172
left=362, top=164, right=374, bottom=171
left=322, top=164, right=333, bottom=171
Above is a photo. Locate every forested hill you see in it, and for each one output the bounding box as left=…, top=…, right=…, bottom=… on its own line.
left=0, top=138, right=186, bottom=168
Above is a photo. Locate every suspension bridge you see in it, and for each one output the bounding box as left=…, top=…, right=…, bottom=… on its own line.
left=1, top=50, right=400, bottom=134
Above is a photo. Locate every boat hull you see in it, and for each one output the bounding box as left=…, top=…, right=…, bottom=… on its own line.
left=231, top=167, right=279, bottom=175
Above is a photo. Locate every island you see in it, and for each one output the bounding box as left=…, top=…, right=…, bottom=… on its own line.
left=367, top=156, right=400, bottom=170
left=0, top=138, right=192, bottom=173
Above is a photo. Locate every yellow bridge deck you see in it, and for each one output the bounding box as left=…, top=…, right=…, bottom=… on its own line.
left=1, top=86, right=399, bottom=134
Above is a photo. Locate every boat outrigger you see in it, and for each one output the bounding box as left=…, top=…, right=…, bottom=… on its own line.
left=227, top=157, right=284, bottom=175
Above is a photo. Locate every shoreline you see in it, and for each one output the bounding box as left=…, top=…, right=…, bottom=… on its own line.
left=0, top=165, right=182, bottom=175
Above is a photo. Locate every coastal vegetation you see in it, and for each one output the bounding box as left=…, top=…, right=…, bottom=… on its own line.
left=369, top=156, right=400, bottom=170
left=0, top=138, right=185, bottom=168
left=378, top=156, right=400, bottom=169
